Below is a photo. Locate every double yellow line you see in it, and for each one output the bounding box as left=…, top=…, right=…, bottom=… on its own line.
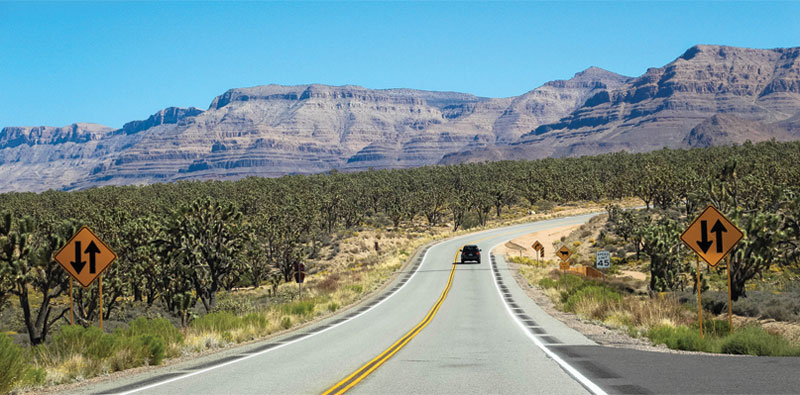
left=323, top=230, right=518, bottom=395
left=322, top=258, right=458, bottom=395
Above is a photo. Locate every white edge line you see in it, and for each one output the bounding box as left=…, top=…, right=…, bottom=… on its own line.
left=116, top=213, right=604, bottom=394
left=117, top=246, right=435, bottom=394
left=489, top=241, right=608, bottom=395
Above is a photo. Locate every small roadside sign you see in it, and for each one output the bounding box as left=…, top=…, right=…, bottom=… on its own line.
left=532, top=241, right=543, bottom=251
left=559, top=261, right=570, bottom=271
left=557, top=246, right=571, bottom=261
left=596, top=251, right=611, bottom=269
left=540, top=248, right=544, bottom=259
left=54, top=226, right=117, bottom=288
left=294, top=263, right=306, bottom=284
left=680, top=205, right=743, bottom=267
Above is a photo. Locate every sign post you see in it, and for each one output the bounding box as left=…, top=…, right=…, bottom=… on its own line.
left=532, top=241, right=543, bottom=265
left=680, top=205, right=743, bottom=336
left=54, top=226, right=117, bottom=329
left=294, top=262, right=306, bottom=299
left=99, top=275, right=103, bottom=331
left=557, top=246, right=571, bottom=289
left=69, top=277, right=74, bottom=325
left=596, top=250, right=610, bottom=306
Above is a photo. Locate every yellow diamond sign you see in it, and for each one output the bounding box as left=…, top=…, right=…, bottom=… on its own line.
left=680, top=205, right=743, bottom=267
left=557, top=245, right=572, bottom=261
left=54, top=226, right=117, bottom=287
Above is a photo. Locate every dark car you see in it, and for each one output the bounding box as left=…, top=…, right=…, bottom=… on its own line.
left=461, top=245, right=481, bottom=264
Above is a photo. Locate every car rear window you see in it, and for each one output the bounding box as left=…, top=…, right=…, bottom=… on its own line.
left=463, top=245, right=479, bottom=252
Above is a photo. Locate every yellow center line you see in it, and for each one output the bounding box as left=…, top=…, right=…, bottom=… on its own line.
left=322, top=230, right=521, bottom=395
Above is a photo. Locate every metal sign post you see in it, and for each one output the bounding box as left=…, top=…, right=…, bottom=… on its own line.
left=294, top=262, right=306, bottom=299
left=99, top=275, right=103, bottom=331
left=726, top=255, right=733, bottom=334
left=596, top=251, right=610, bottom=307
left=558, top=246, right=571, bottom=290
left=696, top=256, right=704, bottom=338
left=69, top=277, right=74, bottom=325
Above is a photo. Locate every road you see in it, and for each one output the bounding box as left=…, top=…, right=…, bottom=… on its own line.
left=74, top=213, right=800, bottom=395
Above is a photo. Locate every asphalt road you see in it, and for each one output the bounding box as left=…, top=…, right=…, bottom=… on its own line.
left=72, top=213, right=800, bottom=395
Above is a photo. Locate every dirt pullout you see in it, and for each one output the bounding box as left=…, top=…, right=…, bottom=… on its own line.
left=501, top=229, right=678, bottom=353
left=495, top=224, right=581, bottom=260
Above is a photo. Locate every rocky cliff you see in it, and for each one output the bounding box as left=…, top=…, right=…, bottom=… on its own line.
left=444, top=45, right=800, bottom=164
left=2, top=44, right=799, bottom=192
left=0, top=70, right=623, bottom=192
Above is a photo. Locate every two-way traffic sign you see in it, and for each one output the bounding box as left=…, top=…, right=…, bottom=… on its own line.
left=54, top=226, right=117, bottom=287
left=680, top=205, right=743, bottom=267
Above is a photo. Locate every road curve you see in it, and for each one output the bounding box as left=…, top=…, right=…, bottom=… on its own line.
left=73, top=213, right=602, bottom=395
left=71, top=211, right=800, bottom=395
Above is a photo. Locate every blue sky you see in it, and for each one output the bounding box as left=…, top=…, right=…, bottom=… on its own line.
left=1, top=1, right=799, bottom=128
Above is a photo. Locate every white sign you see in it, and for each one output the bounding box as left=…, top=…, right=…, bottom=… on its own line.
left=596, top=251, right=611, bottom=269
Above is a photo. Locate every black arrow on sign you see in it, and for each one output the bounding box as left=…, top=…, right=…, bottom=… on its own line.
left=710, top=220, right=727, bottom=253
left=70, top=241, right=87, bottom=274
left=84, top=241, right=101, bottom=274
left=696, top=220, right=713, bottom=254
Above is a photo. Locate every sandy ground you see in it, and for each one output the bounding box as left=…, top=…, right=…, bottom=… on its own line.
left=500, top=227, right=679, bottom=353
left=495, top=224, right=581, bottom=260
left=618, top=269, right=647, bottom=281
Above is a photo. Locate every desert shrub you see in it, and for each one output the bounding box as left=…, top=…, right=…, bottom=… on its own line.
left=563, top=285, right=622, bottom=313
left=0, top=334, right=28, bottom=393
left=538, top=278, right=558, bottom=289
left=719, top=326, right=800, bottom=356
left=280, top=317, right=292, bottom=330
left=317, top=273, right=341, bottom=293
left=647, top=324, right=710, bottom=352
left=108, top=334, right=166, bottom=369
left=281, top=300, right=315, bottom=316
left=191, top=312, right=269, bottom=333
left=509, top=256, right=538, bottom=266
left=49, top=325, right=115, bottom=361
left=213, top=294, right=256, bottom=315
left=191, top=312, right=241, bottom=333
left=327, top=302, right=340, bottom=312
left=462, top=212, right=481, bottom=230
left=692, top=319, right=730, bottom=338
left=347, top=284, right=364, bottom=294
left=124, top=317, right=183, bottom=348
left=535, top=200, right=555, bottom=212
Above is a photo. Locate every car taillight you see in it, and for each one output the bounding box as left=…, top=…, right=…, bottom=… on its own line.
left=476, top=251, right=480, bottom=255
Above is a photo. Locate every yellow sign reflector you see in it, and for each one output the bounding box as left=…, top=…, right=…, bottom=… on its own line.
left=54, top=226, right=117, bottom=288
left=680, top=205, right=743, bottom=267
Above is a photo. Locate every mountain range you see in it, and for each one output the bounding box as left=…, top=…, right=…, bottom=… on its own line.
left=2, top=44, right=799, bottom=192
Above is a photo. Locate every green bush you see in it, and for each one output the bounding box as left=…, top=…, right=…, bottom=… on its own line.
left=124, top=317, right=183, bottom=347
left=647, top=324, right=710, bottom=352
left=280, top=317, right=292, bottom=330
left=50, top=325, right=115, bottom=360
left=563, top=285, right=622, bottom=313
left=191, top=312, right=269, bottom=333
left=48, top=324, right=171, bottom=374
left=0, top=334, right=28, bottom=393
left=719, top=326, right=800, bottom=356
left=281, top=300, right=315, bottom=316
left=327, top=302, right=340, bottom=312
left=538, top=277, right=558, bottom=289
left=692, top=319, right=730, bottom=338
